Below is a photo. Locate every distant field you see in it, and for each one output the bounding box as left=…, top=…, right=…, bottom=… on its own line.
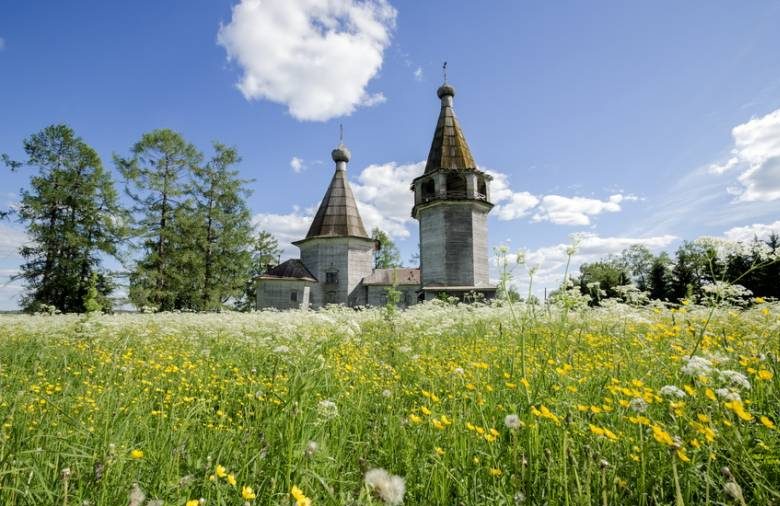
left=0, top=302, right=777, bottom=505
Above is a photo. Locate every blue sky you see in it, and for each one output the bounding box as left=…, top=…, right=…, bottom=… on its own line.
left=1, top=1, right=780, bottom=309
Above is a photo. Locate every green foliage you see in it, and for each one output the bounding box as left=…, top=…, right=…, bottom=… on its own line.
left=117, top=132, right=253, bottom=311
left=648, top=252, right=673, bottom=301
left=190, top=143, right=254, bottom=311
left=116, top=129, right=202, bottom=311
left=371, top=227, right=401, bottom=269
left=576, top=259, right=629, bottom=304
left=3, top=124, right=124, bottom=312
left=82, top=273, right=102, bottom=313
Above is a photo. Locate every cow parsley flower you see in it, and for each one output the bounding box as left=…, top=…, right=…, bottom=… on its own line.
left=715, top=388, right=741, bottom=401
left=364, top=468, right=406, bottom=505
left=660, top=385, right=686, bottom=398
left=719, top=370, right=751, bottom=390
left=681, top=356, right=713, bottom=378
left=317, top=399, right=338, bottom=420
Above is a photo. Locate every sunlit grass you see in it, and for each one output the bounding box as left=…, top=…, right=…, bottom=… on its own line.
left=0, top=301, right=777, bottom=504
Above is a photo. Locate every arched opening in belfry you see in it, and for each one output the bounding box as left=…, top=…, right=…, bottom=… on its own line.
left=422, top=178, right=436, bottom=201
left=477, top=177, right=487, bottom=199
left=446, top=173, right=467, bottom=197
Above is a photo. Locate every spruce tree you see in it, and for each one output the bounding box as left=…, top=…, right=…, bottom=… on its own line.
left=190, top=143, right=253, bottom=310
left=648, top=252, right=672, bottom=301
left=4, top=124, right=123, bottom=312
left=116, top=129, right=201, bottom=311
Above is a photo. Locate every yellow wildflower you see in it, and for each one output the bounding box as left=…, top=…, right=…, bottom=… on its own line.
left=652, top=425, right=674, bottom=447
left=291, top=485, right=311, bottom=506
left=757, top=370, right=773, bottom=381
left=242, top=485, right=257, bottom=501
left=488, top=467, right=502, bottom=477
left=215, top=464, right=227, bottom=478
left=186, top=501, right=199, bottom=506
left=227, top=474, right=237, bottom=486
left=760, top=416, right=775, bottom=429
left=724, top=400, right=753, bottom=421
left=130, top=449, right=144, bottom=460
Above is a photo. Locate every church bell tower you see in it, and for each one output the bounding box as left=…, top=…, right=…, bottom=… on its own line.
left=411, top=81, right=495, bottom=300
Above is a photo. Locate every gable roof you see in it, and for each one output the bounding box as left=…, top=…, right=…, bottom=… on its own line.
left=424, top=84, right=477, bottom=174
left=362, top=268, right=420, bottom=286
left=304, top=167, right=369, bottom=239
left=258, top=259, right=317, bottom=282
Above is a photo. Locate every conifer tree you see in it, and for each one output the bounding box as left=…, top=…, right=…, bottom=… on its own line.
left=190, top=143, right=253, bottom=310
left=648, top=252, right=672, bottom=301
left=3, top=124, right=123, bottom=312
left=116, top=129, right=201, bottom=311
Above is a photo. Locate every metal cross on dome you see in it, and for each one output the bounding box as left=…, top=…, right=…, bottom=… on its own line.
left=442, top=61, right=447, bottom=83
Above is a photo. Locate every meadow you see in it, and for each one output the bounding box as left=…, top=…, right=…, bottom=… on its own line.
left=0, top=301, right=777, bottom=505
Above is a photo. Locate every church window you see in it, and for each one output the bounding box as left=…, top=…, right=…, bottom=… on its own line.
left=446, top=173, right=467, bottom=197
left=325, top=271, right=339, bottom=284
left=477, top=177, right=487, bottom=199
left=290, top=290, right=298, bottom=302
left=422, top=179, right=436, bottom=201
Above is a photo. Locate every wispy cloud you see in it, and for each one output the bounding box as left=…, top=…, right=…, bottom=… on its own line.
left=290, top=156, right=305, bottom=173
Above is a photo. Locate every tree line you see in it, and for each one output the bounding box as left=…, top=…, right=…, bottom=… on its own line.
left=573, top=239, right=779, bottom=305
left=2, top=124, right=282, bottom=313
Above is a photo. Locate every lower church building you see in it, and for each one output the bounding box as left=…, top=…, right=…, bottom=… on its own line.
left=256, top=81, right=496, bottom=310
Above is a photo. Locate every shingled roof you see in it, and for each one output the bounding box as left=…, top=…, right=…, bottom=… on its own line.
left=304, top=162, right=369, bottom=239
left=258, top=259, right=317, bottom=282
left=424, top=84, right=477, bottom=174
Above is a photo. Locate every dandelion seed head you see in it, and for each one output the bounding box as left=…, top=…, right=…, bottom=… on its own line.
left=504, top=414, right=522, bottom=429
left=364, top=468, right=406, bottom=505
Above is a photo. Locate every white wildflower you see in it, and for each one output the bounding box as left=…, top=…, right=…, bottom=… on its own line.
left=317, top=399, right=338, bottom=420
left=305, top=440, right=318, bottom=457
left=715, top=388, right=741, bottom=401
left=273, top=345, right=290, bottom=354
left=629, top=397, right=648, bottom=413
left=660, top=385, right=687, bottom=398
left=364, top=468, right=406, bottom=505
left=381, top=389, right=392, bottom=398
left=452, top=367, right=465, bottom=375
left=681, top=356, right=713, bottom=378
left=719, top=370, right=751, bottom=390
left=504, top=414, right=522, bottom=429
left=128, top=483, right=145, bottom=506
left=398, top=346, right=412, bottom=354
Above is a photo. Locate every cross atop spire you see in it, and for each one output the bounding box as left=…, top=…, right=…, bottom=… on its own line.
left=442, top=61, right=448, bottom=83
left=339, top=123, right=344, bottom=144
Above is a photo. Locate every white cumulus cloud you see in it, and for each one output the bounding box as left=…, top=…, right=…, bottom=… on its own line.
left=413, top=66, right=423, bottom=81
left=485, top=169, right=634, bottom=225
left=723, top=220, right=780, bottom=243
left=217, top=0, right=397, bottom=121
left=532, top=194, right=627, bottom=226
left=709, top=108, right=780, bottom=201
left=351, top=161, right=423, bottom=238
